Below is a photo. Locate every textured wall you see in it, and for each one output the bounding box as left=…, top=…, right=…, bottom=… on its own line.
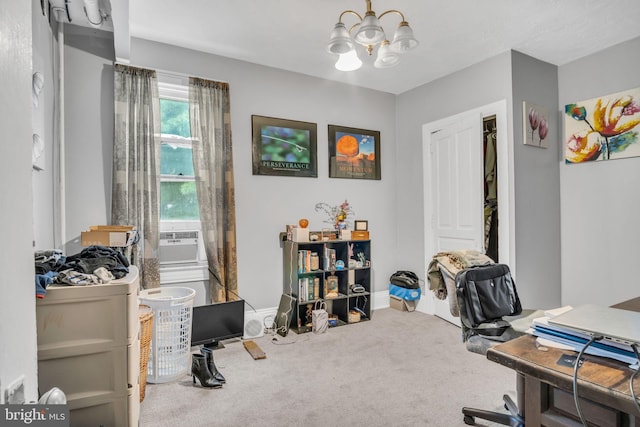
left=558, top=36, right=640, bottom=306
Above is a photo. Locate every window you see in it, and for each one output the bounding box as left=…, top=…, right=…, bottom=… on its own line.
left=159, top=85, right=199, bottom=222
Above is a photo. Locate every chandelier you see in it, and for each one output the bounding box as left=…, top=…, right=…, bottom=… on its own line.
left=327, top=0, right=419, bottom=71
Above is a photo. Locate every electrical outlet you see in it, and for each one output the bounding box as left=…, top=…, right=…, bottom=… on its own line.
left=5, top=375, right=25, bottom=404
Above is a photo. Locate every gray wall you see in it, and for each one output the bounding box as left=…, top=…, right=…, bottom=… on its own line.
left=61, top=36, right=398, bottom=310
left=395, top=51, right=512, bottom=274
left=1, top=0, right=38, bottom=403
left=558, top=36, right=640, bottom=306
left=62, top=25, right=115, bottom=255
left=395, top=50, right=562, bottom=310
left=510, top=51, right=561, bottom=309
left=43, top=27, right=640, bottom=315
left=20, top=10, right=640, bottom=401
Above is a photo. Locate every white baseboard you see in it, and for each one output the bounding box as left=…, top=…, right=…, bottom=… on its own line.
left=372, top=290, right=390, bottom=310
left=256, top=290, right=430, bottom=331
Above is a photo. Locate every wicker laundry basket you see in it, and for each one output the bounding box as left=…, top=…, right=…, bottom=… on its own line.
left=139, top=304, right=154, bottom=402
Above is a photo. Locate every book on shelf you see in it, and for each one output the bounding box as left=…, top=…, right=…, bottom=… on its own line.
left=323, top=248, right=337, bottom=270
left=298, top=277, right=319, bottom=302
left=308, top=278, right=314, bottom=301
left=297, top=250, right=313, bottom=273
left=299, top=277, right=306, bottom=302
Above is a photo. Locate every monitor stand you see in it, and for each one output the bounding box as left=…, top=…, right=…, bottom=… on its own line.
left=203, top=341, right=225, bottom=351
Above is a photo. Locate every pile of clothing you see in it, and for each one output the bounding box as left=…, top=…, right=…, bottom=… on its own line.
left=427, top=250, right=494, bottom=300
left=426, top=250, right=494, bottom=317
left=35, top=246, right=130, bottom=298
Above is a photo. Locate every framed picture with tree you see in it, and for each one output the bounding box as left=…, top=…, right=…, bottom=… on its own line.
left=328, top=125, right=380, bottom=180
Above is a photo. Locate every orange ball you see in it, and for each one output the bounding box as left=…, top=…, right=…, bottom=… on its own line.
left=336, top=135, right=359, bottom=157
left=298, top=218, right=309, bottom=228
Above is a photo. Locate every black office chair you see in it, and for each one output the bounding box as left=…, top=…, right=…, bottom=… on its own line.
left=438, top=263, right=542, bottom=427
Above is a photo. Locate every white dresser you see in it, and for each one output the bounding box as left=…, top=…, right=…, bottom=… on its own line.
left=36, top=265, right=140, bottom=427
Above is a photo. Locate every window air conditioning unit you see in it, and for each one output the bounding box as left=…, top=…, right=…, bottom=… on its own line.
left=159, top=231, right=199, bottom=264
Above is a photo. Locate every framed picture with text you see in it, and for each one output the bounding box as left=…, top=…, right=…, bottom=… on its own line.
left=251, top=115, right=317, bottom=177
left=328, top=125, right=380, bottom=180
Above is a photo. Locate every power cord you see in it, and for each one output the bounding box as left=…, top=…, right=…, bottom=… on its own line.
left=270, top=333, right=309, bottom=345
left=572, top=335, right=603, bottom=426
left=285, top=241, right=294, bottom=334
left=207, top=265, right=257, bottom=312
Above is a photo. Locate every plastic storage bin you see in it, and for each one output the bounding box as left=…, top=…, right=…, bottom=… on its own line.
left=139, top=287, right=196, bottom=384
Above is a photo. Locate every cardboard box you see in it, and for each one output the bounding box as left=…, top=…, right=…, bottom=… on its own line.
left=81, top=225, right=136, bottom=247
left=390, top=295, right=417, bottom=312
left=291, top=228, right=309, bottom=242
left=351, top=230, right=369, bottom=240
left=340, top=230, right=351, bottom=240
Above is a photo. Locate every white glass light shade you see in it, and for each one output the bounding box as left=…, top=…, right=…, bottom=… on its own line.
left=389, top=21, right=419, bottom=53
left=335, top=50, right=362, bottom=71
left=38, top=387, right=67, bottom=404
left=354, top=13, right=385, bottom=46
left=327, top=22, right=355, bottom=54
left=374, top=40, right=400, bottom=68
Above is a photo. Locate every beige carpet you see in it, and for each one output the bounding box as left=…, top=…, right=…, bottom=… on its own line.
left=139, top=308, right=517, bottom=427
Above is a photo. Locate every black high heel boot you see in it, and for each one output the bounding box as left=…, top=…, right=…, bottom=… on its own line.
left=201, top=346, right=226, bottom=384
left=191, top=354, right=222, bottom=388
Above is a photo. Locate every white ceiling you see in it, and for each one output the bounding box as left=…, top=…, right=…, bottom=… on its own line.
left=66, top=0, right=640, bottom=95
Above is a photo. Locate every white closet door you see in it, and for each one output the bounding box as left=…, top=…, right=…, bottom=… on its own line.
left=426, top=112, right=484, bottom=325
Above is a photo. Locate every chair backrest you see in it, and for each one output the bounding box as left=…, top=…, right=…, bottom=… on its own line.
left=455, top=264, right=522, bottom=338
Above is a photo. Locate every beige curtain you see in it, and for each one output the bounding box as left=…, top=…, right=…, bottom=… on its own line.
left=112, top=64, right=161, bottom=289
left=189, top=77, right=238, bottom=303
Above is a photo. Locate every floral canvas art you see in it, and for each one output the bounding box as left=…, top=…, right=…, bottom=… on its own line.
left=523, top=102, right=550, bottom=148
left=564, top=87, right=640, bottom=163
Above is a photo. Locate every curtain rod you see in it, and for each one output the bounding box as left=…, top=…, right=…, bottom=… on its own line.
left=114, top=62, right=229, bottom=85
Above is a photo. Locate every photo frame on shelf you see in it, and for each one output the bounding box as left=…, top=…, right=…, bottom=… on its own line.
left=252, top=115, right=317, bottom=177
left=328, top=125, right=381, bottom=180
left=354, top=220, right=368, bottom=231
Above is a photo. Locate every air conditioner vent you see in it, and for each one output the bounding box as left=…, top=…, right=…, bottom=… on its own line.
left=159, top=230, right=199, bottom=264
left=159, top=231, right=198, bottom=240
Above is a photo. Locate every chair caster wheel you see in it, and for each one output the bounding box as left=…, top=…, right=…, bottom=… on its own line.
left=463, top=415, right=475, bottom=425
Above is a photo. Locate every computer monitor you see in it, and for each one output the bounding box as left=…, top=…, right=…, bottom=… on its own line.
left=190, top=299, right=245, bottom=350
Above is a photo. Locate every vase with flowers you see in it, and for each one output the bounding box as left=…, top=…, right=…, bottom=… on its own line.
left=315, top=200, right=354, bottom=231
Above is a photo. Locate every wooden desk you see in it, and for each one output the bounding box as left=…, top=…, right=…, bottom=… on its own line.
left=488, top=301, right=640, bottom=426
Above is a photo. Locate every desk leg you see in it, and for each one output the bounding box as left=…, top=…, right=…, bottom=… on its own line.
left=516, top=373, right=525, bottom=417
left=523, top=374, right=547, bottom=426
